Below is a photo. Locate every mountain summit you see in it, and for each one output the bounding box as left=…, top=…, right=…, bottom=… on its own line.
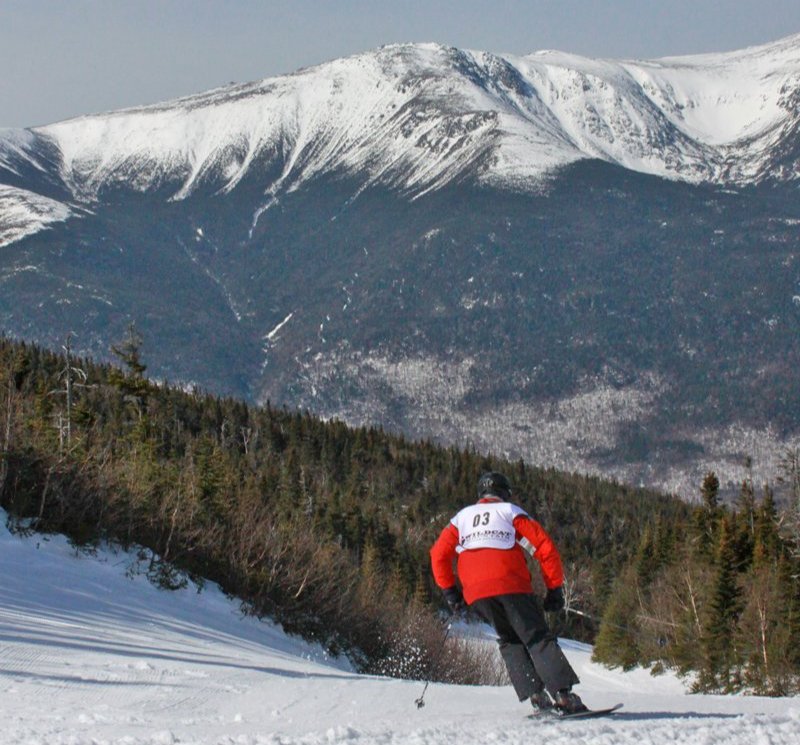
left=4, top=35, right=800, bottom=210
left=1, top=37, right=799, bottom=496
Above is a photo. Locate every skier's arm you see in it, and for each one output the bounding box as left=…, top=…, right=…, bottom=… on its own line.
left=430, top=523, right=460, bottom=589
left=513, top=515, right=564, bottom=589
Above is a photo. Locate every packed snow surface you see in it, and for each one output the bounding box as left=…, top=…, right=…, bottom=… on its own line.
left=1, top=509, right=798, bottom=744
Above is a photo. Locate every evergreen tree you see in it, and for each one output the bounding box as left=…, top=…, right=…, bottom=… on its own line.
left=635, top=525, right=659, bottom=586
left=753, top=486, right=781, bottom=568
left=693, top=471, right=721, bottom=559
left=592, top=566, right=642, bottom=670
left=699, top=517, right=742, bottom=691
left=701, top=471, right=720, bottom=510
left=733, top=477, right=757, bottom=570
left=109, top=322, right=150, bottom=404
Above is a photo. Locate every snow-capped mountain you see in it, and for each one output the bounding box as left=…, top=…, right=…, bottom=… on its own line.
left=1, top=36, right=800, bottom=499
left=2, top=34, right=800, bottom=238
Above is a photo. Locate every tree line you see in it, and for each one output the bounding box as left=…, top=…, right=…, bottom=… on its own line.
left=592, top=469, right=800, bottom=694
left=4, top=332, right=797, bottom=693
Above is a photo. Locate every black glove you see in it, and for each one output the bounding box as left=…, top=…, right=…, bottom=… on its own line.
left=443, top=586, right=465, bottom=614
left=543, top=586, right=565, bottom=613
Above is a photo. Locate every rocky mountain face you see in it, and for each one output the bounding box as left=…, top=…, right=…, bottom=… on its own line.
left=1, top=37, right=800, bottom=498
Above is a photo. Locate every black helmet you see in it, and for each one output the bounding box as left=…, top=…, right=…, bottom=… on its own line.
left=477, top=471, right=512, bottom=500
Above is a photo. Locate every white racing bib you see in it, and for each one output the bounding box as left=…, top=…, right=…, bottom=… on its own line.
left=452, top=502, right=528, bottom=553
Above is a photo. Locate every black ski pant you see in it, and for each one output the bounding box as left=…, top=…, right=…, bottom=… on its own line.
left=470, top=592, right=579, bottom=701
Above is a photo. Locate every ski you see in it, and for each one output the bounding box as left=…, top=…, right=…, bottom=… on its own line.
left=560, top=702, right=623, bottom=719
left=529, top=703, right=623, bottom=720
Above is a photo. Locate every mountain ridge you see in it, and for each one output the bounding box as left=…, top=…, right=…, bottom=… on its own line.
left=2, top=34, right=799, bottom=220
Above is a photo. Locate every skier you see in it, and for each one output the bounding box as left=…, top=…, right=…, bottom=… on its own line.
left=429, top=471, right=587, bottom=715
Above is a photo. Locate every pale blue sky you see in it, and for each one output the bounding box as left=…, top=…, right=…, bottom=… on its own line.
left=2, top=0, right=800, bottom=128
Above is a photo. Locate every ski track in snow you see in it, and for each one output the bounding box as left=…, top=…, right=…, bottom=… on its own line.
left=1, top=508, right=799, bottom=745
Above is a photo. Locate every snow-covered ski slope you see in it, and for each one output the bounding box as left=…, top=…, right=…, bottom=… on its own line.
left=1, top=509, right=798, bottom=745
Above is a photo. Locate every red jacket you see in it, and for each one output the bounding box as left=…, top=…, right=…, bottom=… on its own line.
left=430, top=497, right=564, bottom=604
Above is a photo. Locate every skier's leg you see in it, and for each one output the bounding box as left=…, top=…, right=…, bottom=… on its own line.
left=499, top=593, right=579, bottom=697
left=471, top=597, right=546, bottom=701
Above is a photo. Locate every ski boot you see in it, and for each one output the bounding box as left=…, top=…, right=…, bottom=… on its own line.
left=529, top=689, right=554, bottom=714
left=553, top=689, right=588, bottom=715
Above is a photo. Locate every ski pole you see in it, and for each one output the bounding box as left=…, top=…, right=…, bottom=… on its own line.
left=414, top=621, right=452, bottom=709
left=564, top=605, right=672, bottom=646
left=565, top=606, right=596, bottom=622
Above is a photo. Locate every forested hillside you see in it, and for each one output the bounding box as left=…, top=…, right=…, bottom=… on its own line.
left=4, top=39, right=800, bottom=499
left=1, top=333, right=798, bottom=693
left=593, top=470, right=800, bottom=695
